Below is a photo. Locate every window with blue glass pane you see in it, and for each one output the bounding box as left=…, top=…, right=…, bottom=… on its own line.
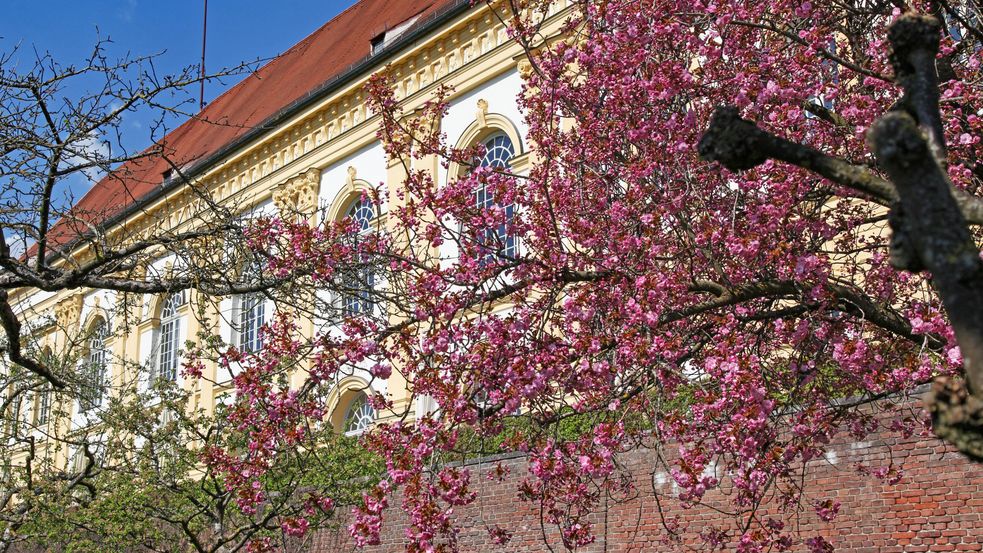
left=342, top=197, right=376, bottom=316
left=475, top=134, right=516, bottom=263
left=348, top=197, right=374, bottom=233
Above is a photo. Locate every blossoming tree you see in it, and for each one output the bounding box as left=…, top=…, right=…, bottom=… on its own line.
left=202, top=0, right=983, bottom=550
left=0, top=40, right=385, bottom=552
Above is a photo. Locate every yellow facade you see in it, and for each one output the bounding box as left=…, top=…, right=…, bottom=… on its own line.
left=4, top=0, right=572, bottom=471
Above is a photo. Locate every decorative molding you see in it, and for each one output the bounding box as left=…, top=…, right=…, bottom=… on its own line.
left=346, top=166, right=357, bottom=187
left=213, top=3, right=520, bottom=203
left=54, top=294, right=84, bottom=332
left=476, top=99, right=489, bottom=127
left=92, top=0, right=574, bottom=255
left=324, top=178, right=375, bottom=223
left=516, top=58, right=533, bottom=79
left=81, top=306, right=108, bottom=335
left=325, top=376, right=374, bottom=431
left=447, top=112, right=525, bottom=181
left=272, top=167, right=321, bottom=219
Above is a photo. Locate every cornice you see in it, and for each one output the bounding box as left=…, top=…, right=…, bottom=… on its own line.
left=40, top=0, right=575, bottom=279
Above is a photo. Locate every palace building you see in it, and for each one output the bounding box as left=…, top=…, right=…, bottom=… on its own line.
left=5, top=1, right=983, bottom=551
left=6, top=0, right=560, bottom=461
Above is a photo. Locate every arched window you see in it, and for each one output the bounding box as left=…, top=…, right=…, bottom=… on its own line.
left=81, top=320, right=109, bottom=412
left=343, top=392, right=375, bottom=436
left=475, top=134, right=517, bottom=262
left=341, top=197, right=376, bottom=317
left=236, top=262, right=266, bottom=353
left=348, top=197, right=374, bottom=233
left=156, top=292, right=184, bottom=382
left=480, top=134, right=515, bottom=169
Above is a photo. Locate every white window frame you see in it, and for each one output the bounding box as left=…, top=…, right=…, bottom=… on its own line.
left=340, top=197, right=377, bottom=318
left=155, top=292, right=184, bottom=382
left=35, top=385, right=51, bottom=427
left=473, top=133, right=518, bottom=264
left=343, top=392, right=375, bottom=437
left=80, top=320, right=109, bottom=412
left=235, top=292, right=266, bottom=353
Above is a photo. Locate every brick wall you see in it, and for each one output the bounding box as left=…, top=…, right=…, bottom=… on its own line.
left=313, top=401, right=983, bottom=552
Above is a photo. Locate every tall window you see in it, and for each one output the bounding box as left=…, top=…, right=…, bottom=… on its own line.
left=475, top=134, right=517, bottom=262
left=236, top=261, right=266, bottom=353
left=343, top=392, right=375, bottom=436
left=81, top=320, right=109, bottom=412
left=35, top=385, right=50, bottom=426
left=36, top=346, right=52, bottom=425
left=156, top=292, right=184, bottom=382
left=341, top=197, right=376, bottom=316
left=9, top=394, right=22, bottom=437
left=237, top=293, right=265, bottom=353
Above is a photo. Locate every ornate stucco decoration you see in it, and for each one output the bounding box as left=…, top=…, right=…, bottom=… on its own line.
left=54, top=294, right=84, bottom=333
left=272, top=167, right=321, bottom=219
left=516, top=58, right=533, bottom=79
left=188, top=3, right=577, bottom=211
left=476, top=99, right=489, bottom=127
left=346, top=166, right=357, bottom=187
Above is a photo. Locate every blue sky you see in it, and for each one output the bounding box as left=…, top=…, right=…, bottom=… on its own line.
left=1, top=0, right=355, bottom=249
left=1, top=1, right=353, bottom=104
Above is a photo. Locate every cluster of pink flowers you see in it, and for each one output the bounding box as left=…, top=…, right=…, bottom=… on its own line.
left=187, top=0, right=983, bottom=550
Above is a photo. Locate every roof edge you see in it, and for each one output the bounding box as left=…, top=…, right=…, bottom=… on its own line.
left=68, top=0, right=473, bottom=255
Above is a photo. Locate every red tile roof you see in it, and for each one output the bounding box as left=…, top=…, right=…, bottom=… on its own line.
left=46, top=0, right=460, bottom=252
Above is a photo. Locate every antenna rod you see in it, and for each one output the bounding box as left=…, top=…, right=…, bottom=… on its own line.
left=199, top=0, right=208, bottom=111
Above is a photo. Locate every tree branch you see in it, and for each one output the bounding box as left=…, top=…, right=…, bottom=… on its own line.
left=889, top=15, right=949, bottom=165
left=698, top=105, right=983, bottom=226
left=868, top=14, right=983, bottom=461
left=0, top=290, right=67, bottom=389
